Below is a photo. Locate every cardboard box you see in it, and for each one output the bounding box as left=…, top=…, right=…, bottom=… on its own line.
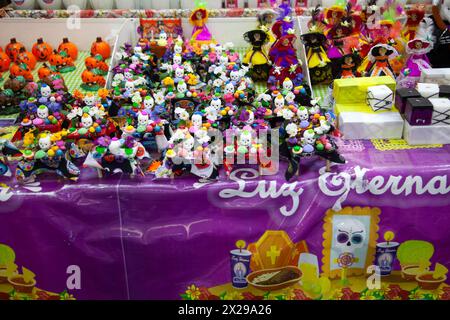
left=333, top=76, right=396, bottom=105
left=403, top=121, right=450, bottom=145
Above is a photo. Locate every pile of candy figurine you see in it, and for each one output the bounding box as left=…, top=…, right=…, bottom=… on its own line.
left=24, top=1, right=450, bottom=183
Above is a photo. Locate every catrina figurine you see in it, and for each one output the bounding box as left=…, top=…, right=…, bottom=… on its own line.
left=189, top=7, right=215, bottom=52
left=397, top=38, right=433, bottom=88
left=365, top=42, right=398, bottom=79
left=301, top=6, right=332, bottom=84
left=243, top=29, right=271, bottom=82
left=403, top=8, right=426, bottom=42
left=338, top=51, right=361, bottom=79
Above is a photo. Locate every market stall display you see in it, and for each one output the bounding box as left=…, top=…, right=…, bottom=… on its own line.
left=0, top=0, right=449, bottom=301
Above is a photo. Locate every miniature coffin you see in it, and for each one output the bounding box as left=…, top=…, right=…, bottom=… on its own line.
left=404, top=97, right=434, bottom=126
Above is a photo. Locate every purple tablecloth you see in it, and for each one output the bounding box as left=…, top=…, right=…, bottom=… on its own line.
left=1, top=140, right=450, bottom=299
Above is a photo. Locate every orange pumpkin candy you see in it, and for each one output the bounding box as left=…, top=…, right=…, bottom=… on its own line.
left=5, top=38, right=25, bottom=61
left=58, top=38, right=78, bottom=61
left=90, top=37, right=111, bottom=60
left=16, top=48, right=37, bottom=70
left=48, top=50, right=63, bottom=67
left=38, top=64, right=56, bottom=80
left=10, top=63, right=33, bottom=81
left=32, top=38, right=53, bottom=62
left=85, top=55, right=98, bottom=70
left=0, top=51, right=11, bottom=73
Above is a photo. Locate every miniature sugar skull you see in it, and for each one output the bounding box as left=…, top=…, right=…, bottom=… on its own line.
left=40, top=84, right=51, bottom=98
left=230, top=70, right=241, bottom=83
left=38, top=134, right=52, bottom=151
left=191, top=113, right=203, bottom=128
left=109, top=138, right=122, bottom=156
left=239, top=130, right=252, bottom=147
left=177, top=81, right=187, bottom=94
left=131, top=55, right=140, bottom=65
left=286, top=92, right=296, bottom=105
left=315, top=119, right=331, bottom=135
left=138, top=111, right=150, bottom=127
left=335, top=218, right=366, bottom=253
left=286, top=123, right=298, bottom=137
left=173, top=54, right=182, bottom=66
left=37, top=105, right=49, bottom=119
left=158, top=31, right=168, bottom=47
left=219, top=54, right=229, bottom=65
left=204, top=106, right=218, bottom=122
left=175, top=107, right=189, bottom=121
left=297, top=107, right=309, bottom=121
left=274, top=95, right=285, bottom=109
left=183, top=136, right=195, bottom=151
left=175, top=67, right=185, bottom=79
left=84, top=94, right=96, bottom=107
left=224, top=82, right=235, bottom=95
left=210, top=98, right=222, bottom=111
left=124, top=81, right=135, bottom=93
left=281, top=108, right=294, bottom=120
left=124, top=70, right=134, bottom=81
left=143, top=96, right=154, bottom=110
left=81, top=113, right=93, bottom=128
left=215, top=45, right=223, bottom=56
left=174, top=43, right=183, bottom=54
left=282, top=78, right=294, bottom=91
left=303, top=129, right=316, bottom=145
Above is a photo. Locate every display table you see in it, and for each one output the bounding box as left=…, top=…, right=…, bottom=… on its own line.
left=1, top=139, right=449, bottom=300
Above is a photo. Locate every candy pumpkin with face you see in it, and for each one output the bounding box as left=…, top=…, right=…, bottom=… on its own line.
left=58, top=38, right=78, bottom=60
left=91, top=37, right=111, bottom=60
left=81, top=70, right=106, bottom=91
left=10, top=63, right=33, bottom=81
left=0, top=51, right=11, bottom=73
left=16, top=48, right=37, bottom=70
left=48, top=50, right=64, bottom=68
left=38, top=64, right=57, bottom=80
left=32, top=38, right=53, bottom=62
left=5, top=38, right=25, bottom=61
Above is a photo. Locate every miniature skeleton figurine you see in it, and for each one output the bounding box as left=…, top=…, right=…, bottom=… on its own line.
left=174, top=66, right=185, bottom=83
left=81, top=113, right=93, bottom=128
left=39, top=84, right=52, bottom=104
left=282, top=78, right=294, bottom=93
left=157, top=30, right=168, bottom=47
left=301, top=129, right=316, bottom=154
left=137, top=111, right=150, bottom=127
left=38, top=134, right=52, bottom=151
left=83, top=94, right=96, bottom=107
left=176, top=81, right=189, bottom=98
left=143, top=96, right=154, bottom=113
left=273, top=95, right=286, bottom=114
left=297, top=106, right=310, bottom=128
left=173, top=54, right=182, bottom=67
left=190, top=112, right=203, bottom=133
left=36, top=105, right=49, bottom=120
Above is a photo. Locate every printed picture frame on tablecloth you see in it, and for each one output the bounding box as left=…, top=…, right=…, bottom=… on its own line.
left=322, top=207, right=380, bottom=280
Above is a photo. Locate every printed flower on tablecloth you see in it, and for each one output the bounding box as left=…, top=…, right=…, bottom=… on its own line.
left=287, top=288, right=312, bottom=300
left=385, top=284, right=409, bottom=300
left=59, top=290, right=75, bottom=300
left=360, top=288, right=383, bottom=300
left=331, top=287, right=361, bottom=300
left=222, top=291, right=243, bottom=300
left=437, top=287, right=450, bottom=300
left=182, top=285, right=202, bottom=300
left=241, top=292, right=264, bottom=300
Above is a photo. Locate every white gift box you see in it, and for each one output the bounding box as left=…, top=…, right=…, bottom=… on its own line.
left=338, top=112, right=404, bottom=140
left=403, top=121, right=450, bottom=145
left=367, top=85, right=394, bottom=112
left=429, top=98, right=450, bottom=125
left=417, top=83, right=440, bottom=99
left=420, top=69, right=450, bottom=86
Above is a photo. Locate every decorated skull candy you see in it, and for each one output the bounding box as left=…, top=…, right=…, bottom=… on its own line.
left=138, top=111, right=150, bottom=127
left=224, top=82, right=235, bottom=95
left=81, top=113, right=93, bottom=128
left=191, top=113, right=203, bottom=128
left=286, top=123, right=298, bottom=137
left=83, top=94, right=96, bottom=107
left=37, top=105, right=49, bottom=119
left=210, top=98, right=222, bottom=111
left=40, top=84, right=51, bottom=98
left=143, top=96, right=154, bottom=110
left=303, top=129, right=316, bottom=145
left=283, top=78, right=294, bottom=91
left=239, top=130, right=252, bottom=147
left=38, top=134, right=52, bottom=151
left=175, top=67, right=185, bottom=79
left=125, top=81, right=135, bottom=93
left=297, top=107, right=309, bottom=121
left=230, top=70, right=240, bottom=83
left=274, top=95, right=285, bottom=109
left=177, top=81, right=187, bottom=94
left=173, top=54, right=182, bottom=66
